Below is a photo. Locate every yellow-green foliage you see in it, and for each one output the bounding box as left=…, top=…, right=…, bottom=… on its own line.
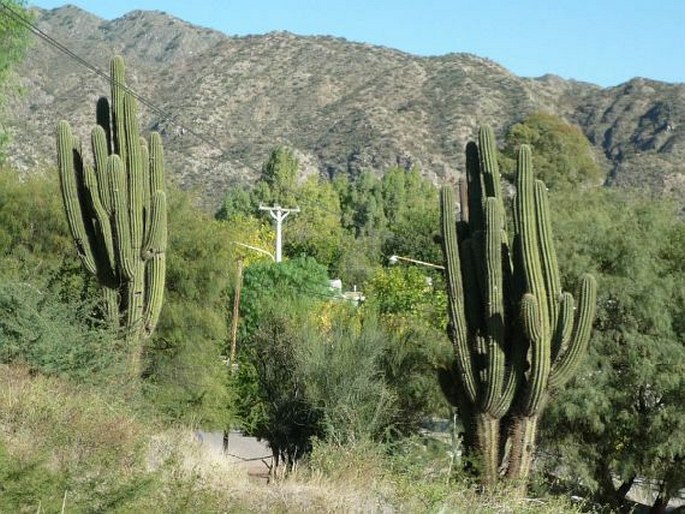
left=502, top=111, right=604, bottom=189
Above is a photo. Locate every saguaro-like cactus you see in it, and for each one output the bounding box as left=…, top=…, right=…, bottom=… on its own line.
left=506, top=144, right=596, bottom=483
left=56, top=56, right=167, bottom=375
left=439, top=126, right=596, bottom=491
left=439, top=127, right=521, bottom=489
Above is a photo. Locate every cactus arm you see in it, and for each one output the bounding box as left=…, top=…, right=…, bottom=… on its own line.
left=492, top=238, right=523, bottom=418
left=109, top=154, right=136, bottom=280
left=551, top=292, right=574, bottom=363
left=57, top=120, right=98, bottom=275
left=515, top=145, right=550, bottom=335
left=440, top=186, right=478, bottom=403
left=459, top=238, right=483, bottom=334
left=143, top=250, right=166, bottom=337
left=82, top=163, right=117, bottom=284
left=95, top=97, right=112, bottom=155
left=148, top=132, right=165, bottom=194
left=492, top=358, right=519, bottom=418
left=465, top=141, right=484, bottom=232
left=520, top=293, right=550, bottom=415
left=478, top=125, right=502, bottom=202
left=534, top=180, right=562, bottom=330
left=110, top=56, right=126, bottom=163
left=122, top=94, right=144, bottom=259
left=127, top=262, right=146, bottom=339
left=143, top=133, right=166, bottom=255
left=458, top=176, right=469, bottom=223
left=142, top=192, right=167, bottom=259
left=548, top=274, right=597, bottom=389
left=482, top=197, right=505, bottom=411
left=139, top=137, right=151, bottom=237
left=91, top=125, right=113, bottom=215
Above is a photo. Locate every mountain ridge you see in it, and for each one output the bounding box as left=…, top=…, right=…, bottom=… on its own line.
left=5, top=5, right=685, bottom=206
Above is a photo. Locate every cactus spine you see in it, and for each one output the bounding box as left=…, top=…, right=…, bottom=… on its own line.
left=56, top=56, right=167, bottom=376
left=439, top=126, right=596, bottom=491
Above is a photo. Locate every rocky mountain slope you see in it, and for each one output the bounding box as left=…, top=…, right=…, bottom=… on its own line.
left=5, top=5, right=685, bottom=206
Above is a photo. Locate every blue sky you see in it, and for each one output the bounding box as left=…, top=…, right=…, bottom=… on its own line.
left=30, top=0, right=684, bottom=87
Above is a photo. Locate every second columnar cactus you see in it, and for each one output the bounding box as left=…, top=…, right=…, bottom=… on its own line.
left=439, top=125, right=596, bottom=491
left=56, top=56, right=167, bottom=376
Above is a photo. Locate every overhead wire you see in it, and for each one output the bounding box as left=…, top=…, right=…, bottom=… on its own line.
left=0, top=1, right=397, bottom=222
left=0, top=0, right=236, bottom=159
left=0, top=1, right=388, bottom=223
left=1, top=1, right=439, bottom=276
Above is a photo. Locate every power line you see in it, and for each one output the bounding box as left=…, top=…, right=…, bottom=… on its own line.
left=0, top=1, right=416, bottom=222
left=1, top=1, right=437, bottom=274
left=0, top=1, right=400, bottom=223
left=0, top=0, right=237, bottom=160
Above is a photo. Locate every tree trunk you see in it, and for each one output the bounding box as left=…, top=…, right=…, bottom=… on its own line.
left=615, top=475, right=635, bottom=501
left=650, top=478, right=670, bottom=514
left=650, top=496, right=668, bottom=514
left=229, top=258, right=243, bottom=367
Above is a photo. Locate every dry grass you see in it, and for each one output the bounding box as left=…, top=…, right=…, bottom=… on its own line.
left=0, top=364, right=585, bottom=513
left=149, top=431, right=389, bottom=513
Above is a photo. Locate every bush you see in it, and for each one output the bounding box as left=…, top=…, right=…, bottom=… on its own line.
left=236, top=278, right=452, bottom=469
left=0, top=277, right=121, bottom=382
left=297, top=309, right=398, bottom=445
left=234, top=299, right=324, bottom=468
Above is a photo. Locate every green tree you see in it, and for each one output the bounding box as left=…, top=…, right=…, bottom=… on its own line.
left=502, top=111, right=604, bottom=189
left=541, top=187, right=685, bottom=511
left=334, top=170, right=387, bottom=238
left=285, top=176, right=349, bottom=269
left=363, top=266, right=453, bottom=428
left=0, top=0, right=32, bottom=161
left=215, top=185, right=255, bottom=221
left=0, top=278, right=117, bottom=381
left=234, top=256, right=452, bottom=464
left=237, top=256, right=330, bottom=341
left=0, top=170, right=117, bottom=382
left=143, top=189, right=241, bottom=427
left=260, top=145, right=299, bottom=205
left=381, top=167, right=442, bottom=266
left=296, top=309, right=399, bottom=444
left=364, top=265, right=446, bottom=330
left=0, top=168, right=73, bottom=277
left=332, top=171, right=387, bottom=285
left=232, top=257, right=331, bottom=467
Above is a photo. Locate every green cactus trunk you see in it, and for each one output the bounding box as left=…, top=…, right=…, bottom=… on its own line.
left=56, top=56, right=167, bottom=377
left=506, top=414, right=539, bottom=486
left=439, top=126, right=596, bottom=493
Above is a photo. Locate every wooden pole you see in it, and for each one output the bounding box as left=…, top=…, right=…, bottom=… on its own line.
left=229, top=257, right=243, bottom=369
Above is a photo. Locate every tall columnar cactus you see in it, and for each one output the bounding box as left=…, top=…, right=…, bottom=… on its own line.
left=56, top=56, right=167, bottom=376
left=506, top=143, right=597, bottom=483
left=439, top=127, right=521, bottom=489
left=439, top=126, right=596, bottom=491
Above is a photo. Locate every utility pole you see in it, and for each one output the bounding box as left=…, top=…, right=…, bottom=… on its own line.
left=229, top=257, right=243, bottom=370
left=259, top=204, right=300, bottom=262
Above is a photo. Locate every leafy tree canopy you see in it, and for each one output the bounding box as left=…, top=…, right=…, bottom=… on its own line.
left=501, top=111, right=604, bottom=189
left=541, top=187, right=685, bottom=508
